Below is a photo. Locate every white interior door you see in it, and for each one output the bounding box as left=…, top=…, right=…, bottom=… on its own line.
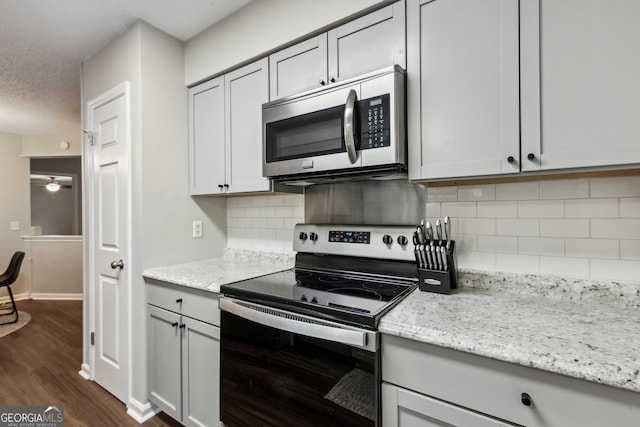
left=87, top=82, right=130, bottom=403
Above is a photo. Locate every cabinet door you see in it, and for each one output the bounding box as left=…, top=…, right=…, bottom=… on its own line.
left=328, top=2, right=406, bottom=83
left=382, top=383, right=516, bottom=427
left=224, top=58, right=271, bottom=194
left=520, top=0, right=640, bottom=171
left=181, top=316, right=221, bottom=427
left=269, top=35, right=328, bottom=100
left=189, top=77, right=226, bottom=195
left=407, top=0, right=520, bottom=181
left=148, top=305, right=182, bottom=421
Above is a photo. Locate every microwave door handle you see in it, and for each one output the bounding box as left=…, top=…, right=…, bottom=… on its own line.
left=344, top=89, right=358, bottom=164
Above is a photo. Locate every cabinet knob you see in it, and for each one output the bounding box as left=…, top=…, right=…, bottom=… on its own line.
left=176, top=298, right=183, bottom=304
left=179, top=324, right=186, bottom=329
left=521, top=392, right=532, bottom=406
left=218, top=184, right=224, bottom=190
left=330, top=77, right=336, bottom=83
left=507, top=156, right=515, bottom=164
left=527, top=153, right=536, bottom=161
left=224, top=184, right=229, bottom=189
left=171, top=322, right=179, bottom=327
left=319, top=80, right=326, bottom=86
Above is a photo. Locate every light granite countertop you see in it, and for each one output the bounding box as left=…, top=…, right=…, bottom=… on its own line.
left=379, top=270, right=640, bottom=394
left=142, top=248, right=295, bottom=293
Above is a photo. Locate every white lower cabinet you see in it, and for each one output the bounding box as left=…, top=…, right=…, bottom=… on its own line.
left=382, top=383, right=516, bottom=427
left=382, top=334, right=640, bottom=427
left=147, top=281, right=220, bottom=427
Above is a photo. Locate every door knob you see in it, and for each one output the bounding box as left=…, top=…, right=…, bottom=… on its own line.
left=110, top=259, right=124, bottom=269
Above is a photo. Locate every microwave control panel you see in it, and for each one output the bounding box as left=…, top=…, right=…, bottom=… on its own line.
left=359, top=94, right=391, bottom=150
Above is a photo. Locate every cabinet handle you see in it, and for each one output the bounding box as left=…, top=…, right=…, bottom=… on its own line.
left=176, top=298, right=182, bottom=304
left=330, top=77, right=336, bottom=83
left=319, top=80, right=326, bottom=86
left=179, top=324, right=186, bottom=329
left=224, top=184, right=229, bottom=189
left=218, top=184, right=224, bottom=190
left=521, top=392, right=532, bottom=406
left=171, top=322, right=179, bottom=327
left=507, top=156, right=515, bottom=164
left=527, top=153, right=536, bottom=161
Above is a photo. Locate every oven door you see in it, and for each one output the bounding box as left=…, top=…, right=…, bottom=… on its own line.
left=219, top=297, right=379, bottom=427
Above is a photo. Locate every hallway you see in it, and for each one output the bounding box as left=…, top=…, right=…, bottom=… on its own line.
left=0, top=299, right=180, bottom=426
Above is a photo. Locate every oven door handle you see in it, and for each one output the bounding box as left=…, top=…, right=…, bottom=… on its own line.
left=344, top=89, right=358, bottom=164
left=219, top=297, right=376, bottom=351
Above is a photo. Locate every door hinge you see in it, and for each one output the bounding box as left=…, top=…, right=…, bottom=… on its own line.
left=83, top=130, right=94, bottom=146
left=91, top=332, right=95, bottom=346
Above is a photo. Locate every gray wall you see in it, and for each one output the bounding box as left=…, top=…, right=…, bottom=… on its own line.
left=0, top=133, right=31, bottom=296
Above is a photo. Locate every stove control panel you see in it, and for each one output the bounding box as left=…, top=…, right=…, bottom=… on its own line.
left=294, top=223, right=414, bottom=261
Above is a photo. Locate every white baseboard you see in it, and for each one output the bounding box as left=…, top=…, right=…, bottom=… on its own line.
left=127, top=397, right=160, bottom=424
left=78, top=363, right=91, bottom=380
left=31, top=293, right=83, bottom=301
left=0, top=292, right=83, bottom=303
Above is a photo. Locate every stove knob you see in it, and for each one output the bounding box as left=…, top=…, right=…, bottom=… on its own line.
left=397, top=235, right=408, bottom=246
left=311, top=297, right=318, bottom=304
left=300, top=295, right=307, bottom=302
left=382, top=235, right=393, bottom=245
left=299, top=232, right=308, bottom=241
left=309, top=232, right=318, bottom=241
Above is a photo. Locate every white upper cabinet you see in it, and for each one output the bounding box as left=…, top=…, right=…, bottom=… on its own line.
left=327, top=1, right=406, bottom=83
left=224, top=58, right=271, bottom=193
left=408, top=0, right=520, bottom=181
left=269, top=35, right=328, bottom=101
left=268, top=1, right=406, bottom=101
left=189, top=77, right=226, bottom=195
left=189, top=58, right=270, bottom=195
left=520, top=0, right=640, bottom=171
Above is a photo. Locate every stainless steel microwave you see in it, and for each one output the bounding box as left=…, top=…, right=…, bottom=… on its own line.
left=262, top=66, right=406, bottom=183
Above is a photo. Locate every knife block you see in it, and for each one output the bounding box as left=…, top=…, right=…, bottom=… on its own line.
left=417, top=241, right=458, bottom=294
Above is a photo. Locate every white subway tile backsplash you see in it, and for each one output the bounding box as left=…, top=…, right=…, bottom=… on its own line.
left=539, top=178, right=589, bottom=200
left=541, top=219, right=590, bottom=238
left=267, top=195, right=285, bottom=206
left=426, top=202, right=441, bottom=218
left=620, top=240, right=640, bottom=260
left=565, top=238, right=619, bottom=259
left=458, top=218, right=496, bottom=235
left=497, top=219, right=539, bottom=237
left=427, top=186, right=458, bottom=202
left=252, top=217, right=268, bottom=228
left=478, top=201, right=518, bottom=218
left=275, top=206, right=294, bottom=217
left=259, top=207, right=276, bottom=217
left=267, top=217, right=284, bottom=229
left=591, top=218, right=640, bottom=239
left=518, top=200, right=564, bottom=218
left=590, top=176, right=640, bottom=198
left=457, top=251, right=496, bottom=271
left=590, top=259, right=640, bottom=282
left=285, top=194, right=304, bottom=206
left=454, top=235, right=477, bottom=252
left=540, top=256, right=589, bottom=278
left=252, top=197, right=270, bottom=207
left=565, top=199, right=618, bottom=218
left=458, top=184, right=496, bottom=201
left=477, top=236, right=518, bottom=253
left=496, top=182, right=538, bottom=200
left=496, top=254, right=539, bottom=274
left=238, top=197, right=254, bottom=208
left=620, top=198, right=640, bottom=218
left=441, top=202, right=477, bottom=218
left=518, top=237, right=564, bottom=256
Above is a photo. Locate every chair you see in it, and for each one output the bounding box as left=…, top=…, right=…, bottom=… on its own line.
left=0, top=251, right=25, bottom=324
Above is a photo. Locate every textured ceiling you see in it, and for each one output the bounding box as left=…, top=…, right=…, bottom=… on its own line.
left=0, top=0, right=251, bottom=138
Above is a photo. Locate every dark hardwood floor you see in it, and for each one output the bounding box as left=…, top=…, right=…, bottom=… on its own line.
left=0, top=299, right=182, bottom=427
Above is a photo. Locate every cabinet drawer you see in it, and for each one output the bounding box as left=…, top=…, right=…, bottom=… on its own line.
left=382, top=335, right=640, bottom=427
left=146, top=279, right=220, bottom=326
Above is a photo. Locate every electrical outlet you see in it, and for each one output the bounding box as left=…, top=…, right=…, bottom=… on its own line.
left=192, top=220, right=203, bottom=238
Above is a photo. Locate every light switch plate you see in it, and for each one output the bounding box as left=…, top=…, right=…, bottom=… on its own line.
left=10, top=221, right=19, bottom=231
left=192, top=220, right=203, bottom=238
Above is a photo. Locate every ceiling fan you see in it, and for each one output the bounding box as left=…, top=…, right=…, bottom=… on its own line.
left=30, top=174, right=73, bottom=192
